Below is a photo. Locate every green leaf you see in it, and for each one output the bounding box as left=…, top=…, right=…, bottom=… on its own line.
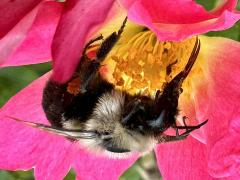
left=195, top=0, right=216, bottom=11
left=0, top=63, right=51, bottom=107
left=64, top=170, right=76, bottom=180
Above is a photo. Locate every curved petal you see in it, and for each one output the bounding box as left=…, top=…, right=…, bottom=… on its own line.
left=190, top=36, right=240, bottom=146
left=160, top=37, right=240, bottom=179
left=121, top=0, right=240, bottom=41
left=72, top=148, right=138, bottom=180
left=52, top=0, right=116, bottom=83
left=0, top=73, right=74, bottom=180
left=155, top=136, right=214, bottom=180
left=197, top=37, right=240, bottom=178
left=0, top=0, right=41, bottom=38
left=0, top=1, right=63, bottom=67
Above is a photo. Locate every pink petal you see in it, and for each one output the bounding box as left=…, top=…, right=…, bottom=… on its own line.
left=52, top=0, right=115, bottom=83
left=0, top=73, right=74, bottom=180
left=155, top=136, right=214, bottom=180
left=122, top=0, right=240, bottom=41
left=190, top=36, right=240, bottom=147
left=73, top=148, right=138, bottom=180
left=180, top=37, right=240, bottom=147
left=0, top=0, right=41, bottom=38
left=179, top=79, right=209, bottom=144
left=0, top=1, right=63, bottom=67
left=196, top=37, right=240, bottom=178
left=162, top=37, right=240, bottom=179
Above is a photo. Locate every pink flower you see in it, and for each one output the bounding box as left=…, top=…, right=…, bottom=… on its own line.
left=1, top=0, right=240, bottom=180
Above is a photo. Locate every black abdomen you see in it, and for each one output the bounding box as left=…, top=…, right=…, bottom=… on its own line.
left=42, top=77, right=114, bottom=128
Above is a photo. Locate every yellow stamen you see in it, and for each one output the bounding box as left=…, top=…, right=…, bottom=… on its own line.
left=102, top=30, right=202, bottom=98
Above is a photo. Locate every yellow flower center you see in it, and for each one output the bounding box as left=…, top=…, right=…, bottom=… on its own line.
left=101, top=30, right=202, bottom=98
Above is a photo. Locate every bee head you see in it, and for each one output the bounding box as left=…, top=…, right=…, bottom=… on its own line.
left=82, top=90, right=165, bottom=154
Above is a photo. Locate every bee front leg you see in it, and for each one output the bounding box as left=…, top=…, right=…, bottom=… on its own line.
left=96, top=17, right=127, bottom=61
left=77, top=17, right=127, bottom=93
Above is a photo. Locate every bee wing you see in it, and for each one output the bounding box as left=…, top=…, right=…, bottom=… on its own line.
left=6, top=116, right=96, bottom=139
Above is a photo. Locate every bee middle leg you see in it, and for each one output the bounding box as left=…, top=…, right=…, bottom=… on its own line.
left=157, top=134, right=188, bottom=143
left=174, top=119, right=208, bottom=137
left=169, top=116, right=208, bottom=141
left=157, top=118, right=208, bottom=143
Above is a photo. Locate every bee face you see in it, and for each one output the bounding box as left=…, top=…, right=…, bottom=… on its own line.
left=82, top=121, right=155, bottom=154
left=82, top=90, right=156, bottom=153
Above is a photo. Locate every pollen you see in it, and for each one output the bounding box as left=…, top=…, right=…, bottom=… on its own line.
left=67, top=76, right=81, bottom=96
left=102, top=30, right=200, bottom=97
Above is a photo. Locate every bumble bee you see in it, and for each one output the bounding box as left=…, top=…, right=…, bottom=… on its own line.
left=10, top=17, right=207, bottom=156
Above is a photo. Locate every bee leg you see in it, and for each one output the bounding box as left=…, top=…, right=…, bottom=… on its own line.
left=157, top=118, right=208, bottom=143
left=81, top=34, right=104, bottom=58
left=71, top=35, right=104, bottom=82
left=166, top=60, right=178, bottom=76
left=174, top=119, right=208, bottom=137
left=154, top=38, right=200, bottom=127
left=162, top=37, right=200, bottom=100
left=157, top=119, right=208, bottom=143
left=96, top=17, right=127, bottom=61
left=157, top=134, right=188, bottom=143
left=169, top=37, right=200, bottom=89
left=78, top=17, right=127, bottom=93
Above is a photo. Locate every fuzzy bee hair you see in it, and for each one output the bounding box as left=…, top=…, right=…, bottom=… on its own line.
left=9, top=17, right=207, bottom=156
